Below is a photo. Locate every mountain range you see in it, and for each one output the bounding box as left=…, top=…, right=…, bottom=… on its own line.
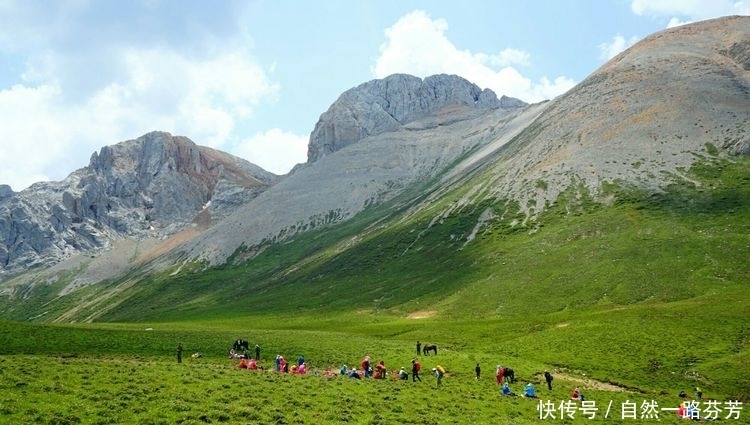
left=0, top=15, right=748, bottom=323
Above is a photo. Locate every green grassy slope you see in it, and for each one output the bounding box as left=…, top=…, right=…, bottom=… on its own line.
left=90, top=156, right=748, bottom=320
left=0, top=156, right=748, bottom=410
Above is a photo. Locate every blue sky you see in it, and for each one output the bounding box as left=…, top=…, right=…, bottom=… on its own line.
left=0, top=0, right=747, bottom=191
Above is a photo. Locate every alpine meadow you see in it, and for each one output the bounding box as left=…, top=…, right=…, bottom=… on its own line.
left=1, top=16, right=749, bottom=425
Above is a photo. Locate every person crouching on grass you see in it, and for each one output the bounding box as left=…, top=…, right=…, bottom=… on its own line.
left=523, top=383, right=537, bottom=398
left=399, top=367, right=409, bottom=380
left=501, top=382, right=517, bottom=396
left=432, top=365, right=445, bottom=387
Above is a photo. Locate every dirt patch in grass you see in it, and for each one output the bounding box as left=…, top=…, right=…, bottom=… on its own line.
left=407, top=310, right=437, bottom=319
left=542, top=372, right=636, bottom=393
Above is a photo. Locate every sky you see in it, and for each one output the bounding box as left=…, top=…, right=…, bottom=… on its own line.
left=0, top=1, right=748, bottom=191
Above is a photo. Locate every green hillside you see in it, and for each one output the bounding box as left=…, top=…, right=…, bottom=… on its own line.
left=4, top=154, right=749, bottom=377
left=0, top=156, right=748, bottom=423
left=101, top=156, right=749, bottom=321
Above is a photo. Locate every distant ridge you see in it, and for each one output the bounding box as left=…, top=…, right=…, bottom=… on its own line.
left=307, top=73, right=526, bottom=163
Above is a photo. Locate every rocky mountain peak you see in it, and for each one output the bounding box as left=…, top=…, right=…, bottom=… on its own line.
left=306, top=73, right=527, bottom=163
left=0, top=185, right=13, bottom=201
left=0, top=131, right=277, bottom=277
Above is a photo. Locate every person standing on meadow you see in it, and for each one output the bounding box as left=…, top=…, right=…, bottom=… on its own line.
left=255, top=344, right=261, bottom=360
left=544, top=370, right=553, bottom=390
left=361, top=356, right=371, bottom=378
left=416, top=341, right=421, bottom=356
left=411, top=359, right=422, bottom=382
left=495, top=365, right=504, bottom=385
left=475, top=363, right=481, bottom=380
left=176, top=343, right=183, bottom=363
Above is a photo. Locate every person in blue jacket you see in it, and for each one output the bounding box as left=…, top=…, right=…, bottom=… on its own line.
left=523, top=383, right=537, bottom=398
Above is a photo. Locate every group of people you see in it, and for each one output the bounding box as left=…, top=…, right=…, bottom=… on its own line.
left=273, top=355, right=308, bottom=374
left=237, top=357, right=261, bottom=370
left=228, top=340, right=261, bottom=361
left=231, top=350, right=450, bottom=387
left=235, top=353, right=311, bottom=374
left=338, top=356, right=445, bottom=385
left=223, top=340, right=548, bottom=395
left=484, top=366, right=554, bottom=399
left=222, top=339, right=550, bottom=396
left=225, top=339, right=714, bottom=417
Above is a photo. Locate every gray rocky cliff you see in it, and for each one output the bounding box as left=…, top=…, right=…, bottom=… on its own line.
left=0, top=185, right=13, bottom=200
left=0, top=131, right=278, bottom=277
left=183, top=100, right=534, bottom=267
left=306, top=73, right=526, bottom=163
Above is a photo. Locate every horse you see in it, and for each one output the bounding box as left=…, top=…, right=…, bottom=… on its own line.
left=502, top=367, right=515, bottom=383
left=233, top=339, right=249, bottom=352
left=422, top=344, right=438, bottom=356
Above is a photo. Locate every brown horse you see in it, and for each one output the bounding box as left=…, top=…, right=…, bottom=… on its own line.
left=422, top=344, right=438, bottom=356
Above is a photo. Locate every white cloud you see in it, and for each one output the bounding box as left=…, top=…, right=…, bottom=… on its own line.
left=666, top=17, right=692, bottom=27
left=113, top=48, right=280, bottom=148
left=631, top=0, right=750, bottom=21
left=598, top=35, right=641, bottom=60
left=233, top=129, right=308, bottom=175
left=0, top=46, right=281, bottom=191
left=0, top=2, right=305, bottom=191
left=371, top=10, right=575, bottom=104
left=0, top=83, right=67, bottom=190
left=487, top=48, right=531, bottom=67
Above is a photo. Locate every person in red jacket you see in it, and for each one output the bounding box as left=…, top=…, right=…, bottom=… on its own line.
left=375, top=360, right=386, bottom=379
left=361, top=356, right=371, bottom=378
left=411, top=359, right=422, bottom=382
left=495, top=365, right=504, bottom=385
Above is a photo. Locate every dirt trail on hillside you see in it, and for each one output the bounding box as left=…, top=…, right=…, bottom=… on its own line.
left=539, top=373, right=636, bottom=393
left=407, top=310, right=437, bottom=319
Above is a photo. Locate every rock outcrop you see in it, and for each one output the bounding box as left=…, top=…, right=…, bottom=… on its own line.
left=306, top=73, right=526, bottom=162
left=0, top=185, right=13, bottom=200
left=0, top=132, right=278, bottom=277
left=182, top=95, right=535, bottom=267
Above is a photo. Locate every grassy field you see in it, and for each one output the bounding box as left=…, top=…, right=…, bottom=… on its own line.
left=0, top=156, right=748, bottom=424
left=1, top=318, right=740, bottom=425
